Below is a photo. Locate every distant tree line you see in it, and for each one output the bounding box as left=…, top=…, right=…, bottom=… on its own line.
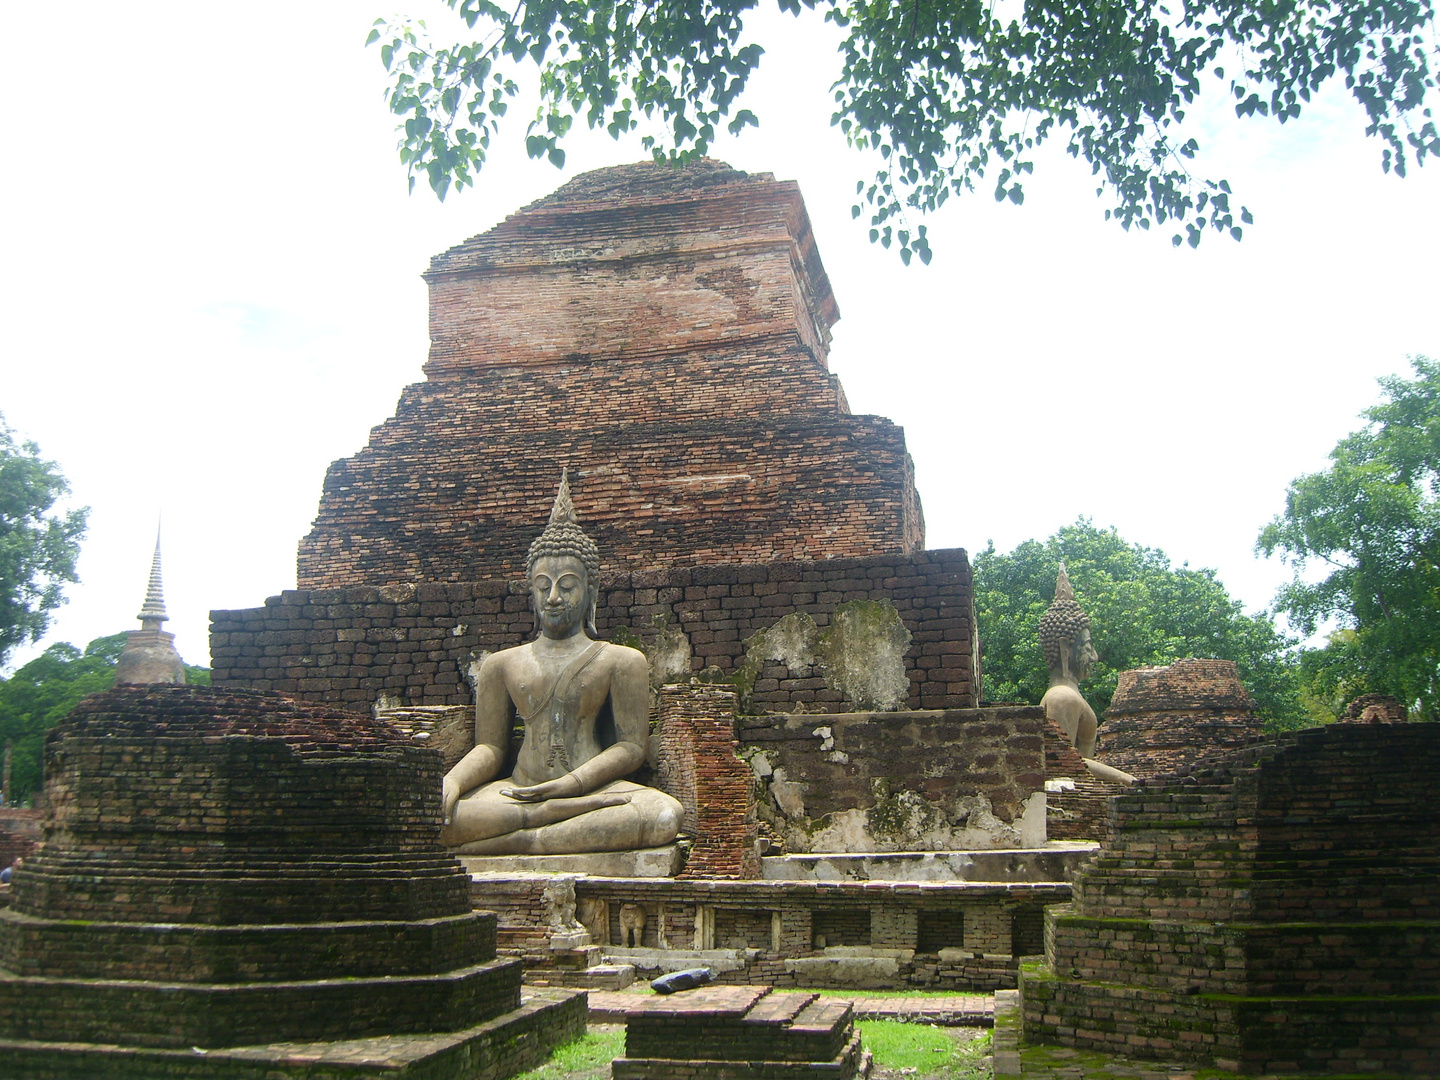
left=0, top=634, right=210, bottom=804
left=978, top=357, right=1440, bottom=728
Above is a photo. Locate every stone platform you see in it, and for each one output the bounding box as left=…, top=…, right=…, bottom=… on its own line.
left=760, top=844, right=1097, bottom=882
left=460, top=845, right=684, bottom=878
left=468, top=870, right=1070, bottom=993
left=611, top=985, right=868, bottom=1080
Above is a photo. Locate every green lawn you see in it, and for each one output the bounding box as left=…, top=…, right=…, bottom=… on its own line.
left=516, top=1025, right=624, bottom=1080
left=513, top=1021, right=991, bottom=1080
left=861, top=1021, right=992, bottom=1077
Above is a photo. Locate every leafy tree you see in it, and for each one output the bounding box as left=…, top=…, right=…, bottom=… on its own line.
left=0, top=634, right=210, bottom=804
left=1258, top=356, right=1440, bottom=720
left=975, top=520, right=1306, bottom=730
left=0, top=415, right=88, bottom=668
left=368, top=0, right=1438, bottom=259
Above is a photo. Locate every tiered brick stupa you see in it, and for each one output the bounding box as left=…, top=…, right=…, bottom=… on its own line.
left=298, top=160, right=923, bottom=588
left=1021, top=722, right=1440, bottom=1076
left=0, top=685, right=583, bottom=1078
left=1096, top=658, right=1261, bottom=778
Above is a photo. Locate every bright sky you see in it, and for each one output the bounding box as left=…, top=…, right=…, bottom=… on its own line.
left=2, top=4, right=1437, bottom=673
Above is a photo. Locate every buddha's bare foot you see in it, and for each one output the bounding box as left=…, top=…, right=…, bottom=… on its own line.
left=520, top=791, right=632, bottom=829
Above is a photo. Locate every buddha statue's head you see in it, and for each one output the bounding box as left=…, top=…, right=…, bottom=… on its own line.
left=1039, top=563, right=1097, bottom=685
left=526, top=469, right=601, bottom=639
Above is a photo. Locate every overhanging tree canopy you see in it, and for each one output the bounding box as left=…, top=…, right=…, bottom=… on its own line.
left=370, top=0, right=1438, bottom=259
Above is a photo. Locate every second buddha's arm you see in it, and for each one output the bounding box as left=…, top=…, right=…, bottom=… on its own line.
left=441, top=656, right=511, bottom=823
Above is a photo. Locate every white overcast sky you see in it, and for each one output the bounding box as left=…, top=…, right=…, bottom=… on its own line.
left=2, top=4, right=1437, bottom=673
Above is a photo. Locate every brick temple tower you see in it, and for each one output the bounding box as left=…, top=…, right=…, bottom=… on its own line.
left=297, top=160, right=924, bottom=589
left=214, top=161, right=978, bottom=716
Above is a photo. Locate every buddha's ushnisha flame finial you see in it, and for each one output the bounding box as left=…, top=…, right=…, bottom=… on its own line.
left=137, top=525, right=168, bottom=628
left=1054, top=561, right=1075, bottom=604
left=548, top=467, right=579, bottom=527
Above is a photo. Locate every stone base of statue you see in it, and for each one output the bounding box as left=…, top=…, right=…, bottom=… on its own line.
left=459, top=844, right=685, bottom=879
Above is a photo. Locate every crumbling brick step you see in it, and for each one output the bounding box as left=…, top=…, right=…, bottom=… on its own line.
left=591, top=991, right=994, bottom=1028
left=742, top=991, right=818, bottom=1025
left=612, top=1030, right=867, bottom=1080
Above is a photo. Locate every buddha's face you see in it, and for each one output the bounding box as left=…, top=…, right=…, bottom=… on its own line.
left=1072, top=628, right=1098, bottom=680
left=531, top=555, right=591, bottom=639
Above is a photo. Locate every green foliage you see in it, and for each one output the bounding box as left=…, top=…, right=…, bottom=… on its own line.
left=0, top=633, right=211, bottom=803
left=1259, top=356, right=1440, bottom=720
left=0, top=633, right=122, bottom=802
left=975, top=520, right=1306, bottom=730
left=369, top=0, right=1438, bottom=259
left=0, top=415, right=88, bottom=668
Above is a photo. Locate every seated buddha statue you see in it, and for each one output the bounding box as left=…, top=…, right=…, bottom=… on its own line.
left=1039, top=563, right=1135, bottom=785
left=1038, top=563, right=1100, bottom=758
left=439, top=472, right=684, bottom=855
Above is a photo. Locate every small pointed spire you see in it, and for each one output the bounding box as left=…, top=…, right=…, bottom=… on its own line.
left=117, top=521, right=186, bottom=685
left=1054, top=562, right=1074, bottom=604
left=137, top=525, right=168, bottom=629
left=548, top=467, right=578, bottom=527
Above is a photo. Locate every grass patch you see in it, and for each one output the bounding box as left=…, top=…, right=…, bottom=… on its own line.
left=812, top=996, right=990, bottom=1002
left=860, top=1020, right=992, bottom=1078
left=513, top=1015, right=993, bottom=1080
left=513, top=1025, right=624, bottom=1080
left=1021, top=1042, right=1253, bottom=1078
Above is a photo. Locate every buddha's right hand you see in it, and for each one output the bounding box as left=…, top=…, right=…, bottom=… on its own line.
left=502, top=772, right=585, bottom=802
left=441, top=776, right=461, bottom=826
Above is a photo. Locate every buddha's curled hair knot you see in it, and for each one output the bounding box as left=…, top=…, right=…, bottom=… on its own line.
left=527, top=472, right=602, bottom=637
left=1039, top=563, right=1090, bottom=671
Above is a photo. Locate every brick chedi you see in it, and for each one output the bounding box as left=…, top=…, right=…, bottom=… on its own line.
left=0, top=684, right=584, bottom=1078
left=1020, top=722, right=1440, bottom=1076
left=297, top=160, right=924, bottom=589
left=1096, top=658, right=1261, bottom=779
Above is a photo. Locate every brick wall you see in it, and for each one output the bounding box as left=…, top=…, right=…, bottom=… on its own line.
left=739, top=706, right=1044, bottom=852
left=654, top=684, right=760, bottom=879
left=211, top=549, right=978, bottom=714
left=1042, top=724, right=1112, bottom=841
